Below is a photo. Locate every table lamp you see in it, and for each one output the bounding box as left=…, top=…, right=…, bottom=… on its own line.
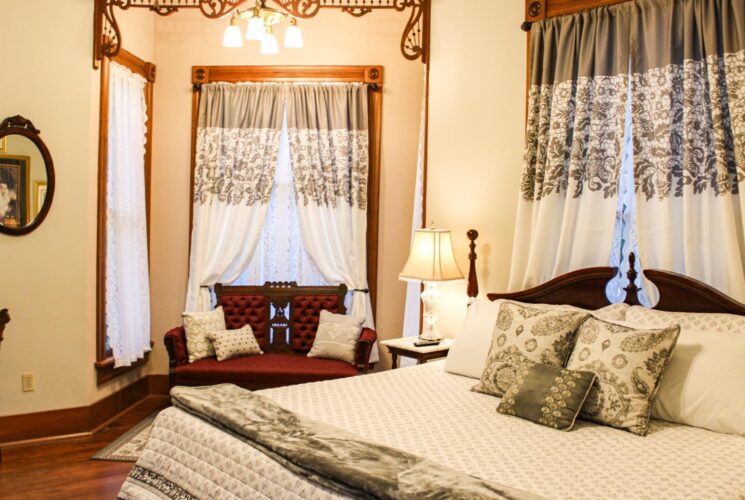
left=399, top=227, right=464, bottom=340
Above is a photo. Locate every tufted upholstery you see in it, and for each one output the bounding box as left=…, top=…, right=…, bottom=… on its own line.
left=290, top=295, right=342, bottom=352
left=217, top=295, right=268, bottom=348
left=174, top=353, right=358, bottom=390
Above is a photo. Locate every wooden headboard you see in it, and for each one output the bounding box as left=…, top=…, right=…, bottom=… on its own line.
left=465, top=230, right=745, bottom=316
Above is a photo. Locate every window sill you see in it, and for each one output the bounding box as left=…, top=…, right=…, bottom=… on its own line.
left=95, top=342, right=154, bottom=385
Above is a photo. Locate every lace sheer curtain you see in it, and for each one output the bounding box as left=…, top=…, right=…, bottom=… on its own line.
left=105, top=62, right=151, bottom=368
left=231, top=111, right=327, bottom=286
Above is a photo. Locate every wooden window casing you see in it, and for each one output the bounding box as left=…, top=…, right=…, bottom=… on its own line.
left=95, top=49, right=156, bottom=385
left=189, top=65, right=383, bottom=317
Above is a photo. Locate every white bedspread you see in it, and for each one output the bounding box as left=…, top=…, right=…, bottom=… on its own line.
left=120, top=361, right=745, bottom=499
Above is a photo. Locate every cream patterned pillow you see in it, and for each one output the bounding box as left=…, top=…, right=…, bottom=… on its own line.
left=207, top=325, right=263, bottom=361
left=183, top=307, right=226, bottom=363
left=593, top=303, right=630, bottom=322
left=566, top=316, right=680, bottom=436
left=625, top=306, right=745, bottom=334
left=472, top=302, right=589, bottom=397
left=308, top=310, right=365, bottom=364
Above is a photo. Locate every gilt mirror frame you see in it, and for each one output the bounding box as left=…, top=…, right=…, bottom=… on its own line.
left=0, top=116, right=56, bottom=236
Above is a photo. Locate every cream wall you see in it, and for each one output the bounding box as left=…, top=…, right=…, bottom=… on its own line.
left=146, top=10, right=424, bottom=373
left=426, top=0, right=526, bottom=335
left=0, top=1, right=155, bottom=417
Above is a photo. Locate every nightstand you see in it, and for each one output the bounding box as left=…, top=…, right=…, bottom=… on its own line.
left=381, top=337, right=453, bottom=369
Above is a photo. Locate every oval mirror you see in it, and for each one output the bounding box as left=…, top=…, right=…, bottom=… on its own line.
left=0, top=116, right=55, bottom=236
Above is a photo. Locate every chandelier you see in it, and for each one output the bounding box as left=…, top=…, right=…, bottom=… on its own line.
left=222, top=0, right=304, bottom=55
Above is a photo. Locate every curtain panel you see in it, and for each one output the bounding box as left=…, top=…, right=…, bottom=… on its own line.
left=509, top=4, right=632, bottom=291
left=285, top=83, right=375, bottom=334
left=186, top=83, right=284, bottom=311
left=631, top=0, right=745, bottom=302
left=106, top=62, right=151, bottom=367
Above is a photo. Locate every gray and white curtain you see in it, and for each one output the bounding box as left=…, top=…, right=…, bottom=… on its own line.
left=186, top=83, right=284, bottom=311
left=285, top=83, right=375, bottom=333
left=631, top=0, right=745, bottom=302
left=509, top=5, right=632, bottom=291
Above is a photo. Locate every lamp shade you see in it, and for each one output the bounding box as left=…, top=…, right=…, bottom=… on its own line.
left=246, top=16, right=266, bottom=41
left=260, top=27, right=279, bottom=54
left=399, top=228, right=464, bottom=282
left=283, top=19, right=304, bottom=48
left=222, top=16, right=244, bottom=48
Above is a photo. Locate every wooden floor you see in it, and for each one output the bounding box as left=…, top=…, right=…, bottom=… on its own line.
left=0, top=396, right=169, bottom=500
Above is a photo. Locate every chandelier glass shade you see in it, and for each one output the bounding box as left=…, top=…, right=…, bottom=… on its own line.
left=222, top=0, right=304, bottom=53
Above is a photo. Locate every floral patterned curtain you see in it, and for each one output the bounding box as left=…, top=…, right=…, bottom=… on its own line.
left=631, top=0, right=745, bottom=302
left=509, top=4, right=632, bottom=291
left=185, top=82, right=285, bottom=311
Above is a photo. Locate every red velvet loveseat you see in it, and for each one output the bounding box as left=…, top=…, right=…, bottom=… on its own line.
left=165, top=282, right=377, bottom=390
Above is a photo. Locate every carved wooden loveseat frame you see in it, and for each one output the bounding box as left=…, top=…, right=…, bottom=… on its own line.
left=164, top=282, right=377, bottom=390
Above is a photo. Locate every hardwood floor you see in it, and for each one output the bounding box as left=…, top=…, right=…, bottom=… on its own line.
left=0, top=396, right=169, bottom=499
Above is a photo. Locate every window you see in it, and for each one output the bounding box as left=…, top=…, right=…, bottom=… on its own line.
left=95, top=50, right=156, bottom=384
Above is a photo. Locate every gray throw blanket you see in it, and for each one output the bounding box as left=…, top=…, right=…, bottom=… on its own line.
left=171, top=384, right=542, bottom=500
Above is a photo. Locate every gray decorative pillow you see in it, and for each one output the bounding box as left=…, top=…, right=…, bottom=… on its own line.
left=566, top=316, right=680, bottom=436
left=183, top=306, right=226, bottom=363
left=207, top=325, right=263, bottom=361
left=472, top=302, right=589, bottom=397
left=497, top=360, right=597, bottom=431
left=308, top=310, right=365, bottom=364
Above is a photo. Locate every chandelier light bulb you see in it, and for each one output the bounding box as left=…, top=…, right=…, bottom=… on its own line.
left=283, top=18, right=304, bottom=48
left=246, top=15, right=266, bottom=41
left=259, top=26, right=279, bottom=54
left=222, top=14, right=244, bottom=48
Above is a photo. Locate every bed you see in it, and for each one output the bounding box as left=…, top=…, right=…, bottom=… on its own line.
left=119, top=244, right=745, bottom=500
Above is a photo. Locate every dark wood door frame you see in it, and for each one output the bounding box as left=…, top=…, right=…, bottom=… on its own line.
left=189, top=65, right=384, bottom=318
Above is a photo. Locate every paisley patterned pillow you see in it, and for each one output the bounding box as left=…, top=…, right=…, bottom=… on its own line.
left=497, top=361, right=597, bottom=431
left=472, top=302, right=589, bottom=397
left=207, top=325, right=263, bottom=361
left=566, top=316, right=680, bottom=436
left=183, top=307, right=226, bottom=363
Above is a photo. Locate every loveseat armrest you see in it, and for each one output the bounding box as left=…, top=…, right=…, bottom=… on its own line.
left=164, top=326, right=188, bottom=387
left=355, top=328, right=377, bottom=374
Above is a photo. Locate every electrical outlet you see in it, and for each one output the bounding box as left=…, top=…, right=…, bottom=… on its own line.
left=21, top=372, right=35, bottom=392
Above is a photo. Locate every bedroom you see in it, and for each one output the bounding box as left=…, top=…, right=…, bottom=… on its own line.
left=1, top=0, right=744, bottom=498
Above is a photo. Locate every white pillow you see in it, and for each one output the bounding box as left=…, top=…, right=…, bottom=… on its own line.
left=207, top=325, right=263, bottom=361
left=652, top=330, right=745, bottom=436
left=183, top=307, right=226, bottom=363
left=626, top=306, right=745, bottom=334
left=444, top=298, right=501, bottom=379
left=307, top=310, right=365, bottom=364
left=444, top=299, right=630, bottom=379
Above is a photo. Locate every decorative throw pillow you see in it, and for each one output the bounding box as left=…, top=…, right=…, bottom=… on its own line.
left=497, top=361, right=597, bottom=431
left=625, top=306, right=745, bottom=335
left=307, top=310, right=365, bottom=364
left=472, top=302, right=589, bottom=397
left=183, top=307, right=226, bottom=363
left=593, top=303, right=630, bottom=322
left=566, top=316, right=680, bottom=436
left=207, top=325, right=263, bottom=361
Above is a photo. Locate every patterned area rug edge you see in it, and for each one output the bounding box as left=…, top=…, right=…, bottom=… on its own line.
left=91, top=411, right=160, bottom=462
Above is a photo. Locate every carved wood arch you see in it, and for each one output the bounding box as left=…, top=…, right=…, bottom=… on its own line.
left=93, top=0, right=430, bottom=69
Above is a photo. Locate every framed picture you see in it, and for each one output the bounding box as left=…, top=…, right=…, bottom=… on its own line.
left=34, top=181, right=47, bottom=218
left=0, top=154, right=31, bottom=228
left=0, top=137, right=6, bottom=153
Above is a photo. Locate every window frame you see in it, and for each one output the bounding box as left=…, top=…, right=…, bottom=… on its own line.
left=95, top=49, right=157, bottom=385
left=189, top=65, right=383, bottom=318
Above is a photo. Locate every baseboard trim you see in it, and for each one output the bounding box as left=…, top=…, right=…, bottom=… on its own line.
left=0, top=374, right=169, bottom=445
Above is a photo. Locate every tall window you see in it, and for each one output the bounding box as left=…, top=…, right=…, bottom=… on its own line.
left=96, top=51, right=156, bottom=384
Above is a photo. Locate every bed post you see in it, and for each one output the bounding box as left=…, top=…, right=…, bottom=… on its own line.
left=467, top=229, right=479, bottom=303
left=623, top=253, right=642, bottom=306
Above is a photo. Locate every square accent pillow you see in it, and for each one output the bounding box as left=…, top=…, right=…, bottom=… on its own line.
left=497, top=361, right=597, bottom=431
left=472, top=302, right=589, bottom=397
left=183, top=307, right=226, bottom=363
left=566, top=316, right=680, bottom=436
left=625, top=306, right=745, bottom=334
left=307, top=310, right=365, bottom=364
left=207, top=325, right=263, bottom=361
